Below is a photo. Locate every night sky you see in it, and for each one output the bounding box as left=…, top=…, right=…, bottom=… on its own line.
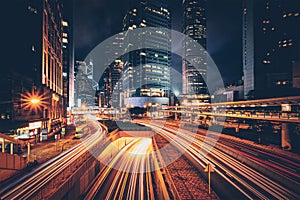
left=74, top=0, right=243, bottom=85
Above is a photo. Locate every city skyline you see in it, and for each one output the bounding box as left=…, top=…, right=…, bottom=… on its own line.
left=74, top=0, right=243, bottom=85
left=0, top=1, right=300, bottom=199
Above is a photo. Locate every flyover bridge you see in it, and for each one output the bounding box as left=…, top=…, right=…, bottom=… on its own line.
left=163, top=95, right=300, bottom=123
left=71, top=96, right=300, bottom=150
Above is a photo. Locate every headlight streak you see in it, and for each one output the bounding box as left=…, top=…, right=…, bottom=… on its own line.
left=141, top=122, right=299, bottom=200
left=0, top=119, right=104, bottom=200
left=86, top=137, right=170, bottom=200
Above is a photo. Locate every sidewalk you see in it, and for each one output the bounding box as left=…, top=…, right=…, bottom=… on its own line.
left=28, top=133, right=81, bottom=164
left=0, top=127, right=80, bottom=184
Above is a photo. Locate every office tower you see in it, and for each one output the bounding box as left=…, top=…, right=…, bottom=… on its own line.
left=75, top=61, right=98, bottom=107
left=182, top=0, right=208, bottom=95
left=62, top=1, right=75, bottom=112
left=243, top=0, right=300, bottom=99
left=122, top=0, right=171, bottom=108
left=99, top=61, right=123, bottom=108
left=98, top=33, right=124, bottom=108
left=0, top=0, right=65, bottom=137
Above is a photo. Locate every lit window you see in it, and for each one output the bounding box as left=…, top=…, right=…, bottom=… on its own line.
left=62, top=21, right=68, bottom=27
left=63, top=38, right=68, bottom=44
left=295, top=13, right=299, bottom=17
left=283, top=14, right=287, bottom=18
left=28, top=5, right=37, bottom=14
left=63, top=33, right=68, bottom=37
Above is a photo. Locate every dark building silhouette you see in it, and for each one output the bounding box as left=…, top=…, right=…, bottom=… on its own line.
left=62, top=1, right=75, bottom=119
left=243, top=0, right=300, bottom=99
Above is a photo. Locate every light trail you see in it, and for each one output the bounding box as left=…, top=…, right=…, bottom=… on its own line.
left=0, top=118, right=106, bottom=200
left=140, top=120, right=300, bottom=200
left=85, top=137, right=170, bottom=200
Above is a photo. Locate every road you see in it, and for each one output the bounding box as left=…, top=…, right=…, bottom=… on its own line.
left=0, top=118, right=105, bottom=200
left=137, top=119, right=300, bottom=200
left=85, top=137, right=170, bottom=200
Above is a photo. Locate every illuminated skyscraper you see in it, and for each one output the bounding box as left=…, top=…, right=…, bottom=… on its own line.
left=182, top=0, right=207, bottom=95
left=243, top=0, right=300, bottom=99
left=98, top=33, right=124, bottom=108
left=75, top=61, right=98, bottom=107
left=122, top=0, right=171, bottom=108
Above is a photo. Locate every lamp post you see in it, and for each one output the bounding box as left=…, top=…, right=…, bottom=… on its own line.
left=148, top=102, right=152, bottom=118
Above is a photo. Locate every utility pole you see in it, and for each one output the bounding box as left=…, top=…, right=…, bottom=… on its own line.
left=204, top=163, right=215, bottom=194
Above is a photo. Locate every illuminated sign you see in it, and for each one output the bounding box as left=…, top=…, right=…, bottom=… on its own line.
left=29, top=121, right=42, bottom=129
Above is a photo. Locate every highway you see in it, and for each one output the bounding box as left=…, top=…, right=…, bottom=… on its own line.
left=85, top=137, right=170, bottom=200
left=137, top=120, right=300, bottom=200
left=0, top=118, right=105, bottom=200
left=1, top=116, right=298, bottom=199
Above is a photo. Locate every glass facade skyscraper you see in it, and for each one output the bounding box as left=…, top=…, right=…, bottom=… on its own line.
left=122, top=0, right=171, bottom=108
left=182, top=0, right=207, bottom=95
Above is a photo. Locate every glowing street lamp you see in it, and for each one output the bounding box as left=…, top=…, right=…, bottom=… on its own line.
left=21, top=89, right=47, bottom=113
left=30, top=98, right=41, bottom=105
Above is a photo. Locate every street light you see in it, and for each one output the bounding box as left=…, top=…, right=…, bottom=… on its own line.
left=147, top=102, right=152, bottom=118
left=21, top=89, right=47, bottom=113
left=30, top=97, right=41, bottom=105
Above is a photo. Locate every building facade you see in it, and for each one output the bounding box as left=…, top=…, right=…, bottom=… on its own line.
left=1, top=0, right=65, bottom=138
left=182, top=0, right=208, bottom=96
left=97, top=32, right=124, bottom=108
left=62, top=1, right=75, bottom=118
left=243, top=0, right=300, bottom=99
left=121, top=0, right=171, bottom=108
left=75, top=61, right=98, bottom=107
left=98, top=61, right=123, bottom=108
